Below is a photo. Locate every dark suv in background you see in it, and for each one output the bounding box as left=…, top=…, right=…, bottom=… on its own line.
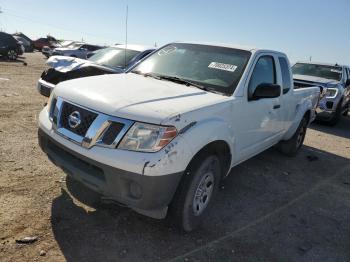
left=0, top=32, right=23, bottom=60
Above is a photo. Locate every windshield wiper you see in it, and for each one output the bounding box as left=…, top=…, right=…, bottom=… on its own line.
left=131, top=70, right=161, bottom=80
left=132, top=71, right=224, bottom=95
left=157, top=75, right=226, bottom=95
left=157, top=75, right=206, bottom=89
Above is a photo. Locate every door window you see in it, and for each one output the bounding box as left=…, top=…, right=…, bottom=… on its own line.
left=248, top=56, right=276, bottom=99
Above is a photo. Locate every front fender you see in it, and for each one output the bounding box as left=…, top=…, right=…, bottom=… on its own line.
left=179, top=117, right=234, bottom=168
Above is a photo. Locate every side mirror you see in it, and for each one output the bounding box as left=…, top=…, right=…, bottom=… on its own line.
left=346, top=79, right=350, bottom=87
left=252, top=83, right=281, bottom=100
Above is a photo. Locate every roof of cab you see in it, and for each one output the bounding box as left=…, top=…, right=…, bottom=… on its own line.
left=173, top=41, right=285, bottom=55
left=295, top=61, right=348, bottom=68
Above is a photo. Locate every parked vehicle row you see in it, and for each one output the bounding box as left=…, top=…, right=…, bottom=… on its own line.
left=13, top=32, right=34, bottom=52
left=42, top=40, right=76, bottom=58
left=33, top=35, right=58, bottom=51
left=0, top=32, right=24, bottom=60
left=293, top=62, right=350, bottom=125
left=38, top=42, right=321, bottom=231
left=37, top=44, right=155, bottom=97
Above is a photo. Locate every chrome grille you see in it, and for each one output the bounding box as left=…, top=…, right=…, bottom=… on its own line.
left=60, top=102, right=98, bottom=136
left=51, top=97, right=134, bottom=149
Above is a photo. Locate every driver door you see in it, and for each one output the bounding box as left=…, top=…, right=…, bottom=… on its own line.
left=233, top=54, right=284, bottom=162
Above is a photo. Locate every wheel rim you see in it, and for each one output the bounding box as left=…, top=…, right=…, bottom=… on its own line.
left=193, top=172, right=214, bottom=216
left=296, top=123, right=305, bottom=148
left=7, top=50, right=17, bottom=60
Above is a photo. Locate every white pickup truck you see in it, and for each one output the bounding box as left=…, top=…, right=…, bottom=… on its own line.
left=38, top=42, right=320, bottom=231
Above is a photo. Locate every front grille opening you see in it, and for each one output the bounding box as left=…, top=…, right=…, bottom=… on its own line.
left=101, top=122, right=125, bottom=145
left=326, top=101, right=334, bottom=109
left=60, top=102, right=98, bottom=137
left=40, top=85, right=52, bottom=97
left=47, top=139, right=105, bottom=181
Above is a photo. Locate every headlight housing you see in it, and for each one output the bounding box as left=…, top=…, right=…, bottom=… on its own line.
left=324, top=88, right=338, bottom=98
left=118, top=122, right=177, bottom=152
left=47, top=93, right=58, bottom=123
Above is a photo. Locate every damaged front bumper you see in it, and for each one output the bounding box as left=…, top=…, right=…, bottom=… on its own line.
left=37, top=78, right=55, bottom=97
left=315, top=95, right=339, bottom=120
left=38, top=128, right=183, bottom=219
left=38, top=107, right=193, bottom=218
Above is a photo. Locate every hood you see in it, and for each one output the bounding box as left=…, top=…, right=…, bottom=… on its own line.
left=46, top=55, right=120, bottom=73
left=293, top=74, right=339, bottom=87
left=54, top=47, right=76, bottom=52
left=54, top=73, right=229, bottom=125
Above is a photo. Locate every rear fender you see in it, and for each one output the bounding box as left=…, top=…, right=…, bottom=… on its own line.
left=282, top=100, right=311, bottom=140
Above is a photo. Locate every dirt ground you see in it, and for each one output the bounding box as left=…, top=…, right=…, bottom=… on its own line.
left=0, top=52, right=350, bottom=262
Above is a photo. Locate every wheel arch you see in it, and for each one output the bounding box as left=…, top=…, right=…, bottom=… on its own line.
left=184, top=140, right=232, bottom=180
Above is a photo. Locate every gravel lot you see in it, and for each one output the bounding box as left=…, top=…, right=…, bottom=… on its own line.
left=1, top=53, right=350, bottom=262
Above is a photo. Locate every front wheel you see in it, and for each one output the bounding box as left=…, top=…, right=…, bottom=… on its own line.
left=278, top=117, right=308, bottom=157
left=7, top=49, right=18, bottom=60
left=328, top=102, right=342, bottom=126
left=169, top=154, right=221, bottom=232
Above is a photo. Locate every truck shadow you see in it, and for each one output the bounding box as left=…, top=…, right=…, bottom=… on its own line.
left=51, top=145, right=350, bottom=262
left=309, top=115, right=350, bottom=139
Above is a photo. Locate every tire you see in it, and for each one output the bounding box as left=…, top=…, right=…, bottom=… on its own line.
left=169, top=154, right=221, bottom=232
left=342, top=104, right=349, bottom=116
left=328, top=102, right=342, bottom=126
left=7, top=49, right=18, bottom=60
left=278, top=117, right=308, bottom=157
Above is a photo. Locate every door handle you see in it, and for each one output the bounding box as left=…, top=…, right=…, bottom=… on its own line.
left=273, top=104, right=281, bottom=109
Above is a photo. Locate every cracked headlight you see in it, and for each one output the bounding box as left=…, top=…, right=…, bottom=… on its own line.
left=118, top=122, right=177, bottom=152
left=324, top=88, right=338, bottom=98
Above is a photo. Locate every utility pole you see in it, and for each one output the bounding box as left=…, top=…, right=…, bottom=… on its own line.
left=0, top=7, right=3, bottom=32
left=124, top=5, right=128, bottom=68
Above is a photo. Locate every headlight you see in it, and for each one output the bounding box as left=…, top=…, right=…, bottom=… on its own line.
left=118, top=122, right=177, bottom=152
left=47, top=93, right=57, bottom=123
left=324, top=88, right=338, bottom=98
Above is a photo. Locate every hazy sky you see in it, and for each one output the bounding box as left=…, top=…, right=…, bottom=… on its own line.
left=0, top=0, right=349, bottom=64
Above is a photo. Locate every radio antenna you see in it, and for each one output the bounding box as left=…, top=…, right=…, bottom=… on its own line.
left=124, top=5, right=128, bottom=68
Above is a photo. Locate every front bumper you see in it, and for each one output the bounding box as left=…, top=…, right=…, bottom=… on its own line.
left=38, top=128, right=183, bottom=218
left=315, top=96, right=338, bottom=120
left=37, top=79, right=55, bottom=97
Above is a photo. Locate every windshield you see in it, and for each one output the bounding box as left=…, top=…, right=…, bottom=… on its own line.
left=131, top=43, right=251, bottom=95
left=66, top=43, right=83, bottom=49
left=88, top=47, right=140, bottom=68
left=292, top=63, right=342, bottom=81
left=59, top=40, right=74, bottom=47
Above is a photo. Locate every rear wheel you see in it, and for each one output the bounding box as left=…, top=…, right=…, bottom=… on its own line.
left=328, top=102, right=342, bottom=126
left=278, top=117, right=308, bottom=157
left=342, top=104, right=349, bottom=116
left=169, top=154, right=221, bottom=232
left=7, top=49, right=18, bottom=60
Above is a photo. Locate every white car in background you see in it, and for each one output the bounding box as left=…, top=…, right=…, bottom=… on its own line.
left=37, top=44, right=155, bottom=97
left=42, top=40, right=76, bottom=58
left=51, top=43, right=103, bottom=59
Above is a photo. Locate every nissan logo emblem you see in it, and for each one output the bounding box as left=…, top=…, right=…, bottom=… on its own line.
left=68, top=111, right=81, bottom=129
